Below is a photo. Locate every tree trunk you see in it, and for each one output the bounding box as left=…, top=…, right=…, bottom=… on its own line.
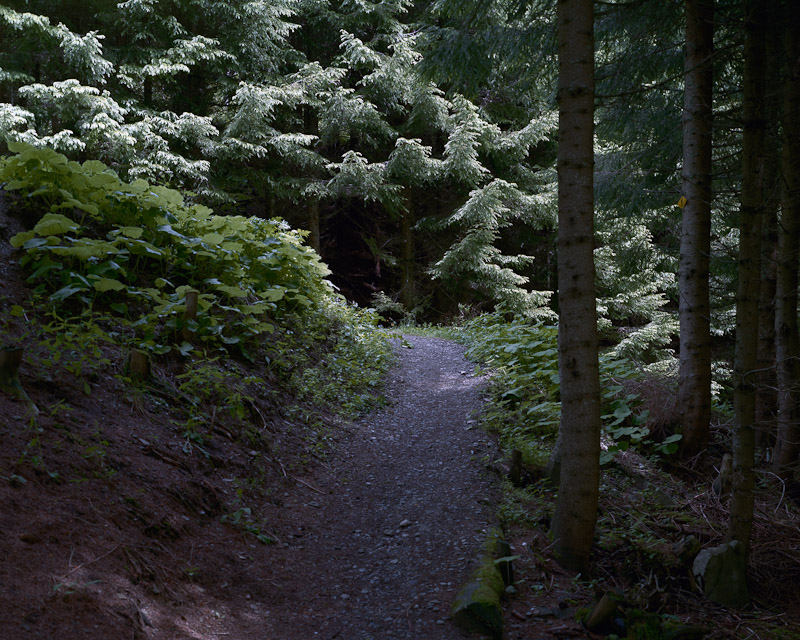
left=303, top=104, right=323, bottom=256
left=307, top=197, right=321, bottom=253
left=678, top=0, right=714, bottom=457
left=728, top=0, right=765, bottom=555
left=144, top=75, right=153, bottom=108
left=400, top=190, right=416, bottom=311
left=549, top=0, right=601, bottom=574
left=756, top=209, right=778, bottom=450
left=773, top=5, right=800, bottom=478
left=755, top=1, right=782, bottom=453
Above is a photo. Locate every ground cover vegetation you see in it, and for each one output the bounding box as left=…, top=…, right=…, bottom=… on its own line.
left=0, top=140, right=393, bottom=637
left=1, top=0, right=799, bottom=638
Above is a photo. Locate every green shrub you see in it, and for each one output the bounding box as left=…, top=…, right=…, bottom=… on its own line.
left=457, top=313, right=681, bottom=463
left=2, top=142, right=333, bottom=355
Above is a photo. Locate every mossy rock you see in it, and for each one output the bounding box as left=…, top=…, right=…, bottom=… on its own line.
left=692, top=540, right=749, bottom=607
left=451, top=528, right=506, bottom=639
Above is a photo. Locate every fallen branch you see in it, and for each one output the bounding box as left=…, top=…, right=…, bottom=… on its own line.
left=278, top=461, right=323, bottom=494
left=294, top=477, right=324, bottom=494
left=65, top=543, right=122, bottom=577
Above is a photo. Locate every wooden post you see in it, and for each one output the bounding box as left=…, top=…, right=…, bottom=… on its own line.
left=182, top=290, right=199, bottom=343
left=494, top=538, right=515, bottom=587
left=128, top=349, right=151, bottom=381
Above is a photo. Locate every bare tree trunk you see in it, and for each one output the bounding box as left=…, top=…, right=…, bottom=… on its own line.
left=144, top=75, right=153, bottom=108
left=678, top=0, right=714, bottom=457
left=400, top=190, right=416, bottom=311
left=755, top=3, right=782, bottom=453
left=757, top=211, right=778, bottom=449
left=303, top=103, right=323, bottom=256
left=773, top=5, right=800, bottom=478
left=308, top=197, right=321, bottom=253
left=549, top=0, right=601, bottom=574
left=729, top=0, right=765, bottom=555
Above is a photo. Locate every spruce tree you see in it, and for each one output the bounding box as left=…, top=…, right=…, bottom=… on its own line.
left=773, top=2, right=800, bottom=478
left=678, top=0, right=714, bottom=457
left=549, top=0, right=601, bottom=574
left=728, top=0, right=765, bottom=557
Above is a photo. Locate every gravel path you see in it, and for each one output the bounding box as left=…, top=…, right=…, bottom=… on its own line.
left=263, top=335, right=502, bottom=639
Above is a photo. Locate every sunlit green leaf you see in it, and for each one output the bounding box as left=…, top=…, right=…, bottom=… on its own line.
left=202, top=232, right=225, bottom=245
left=215, top=284, right=248, bottom=298
left=92, top=277, right=125, bottom=292
left=261, top=288, right=285, bottom=301
left=33, top=213, right=80, bottom=236
left=10, top=231, right=35, bottom=248
left=119, top=226, right=144, bottom=239
left=50, top=283, right=87, bottom=301
left=23, top=237, right=49, bottom=250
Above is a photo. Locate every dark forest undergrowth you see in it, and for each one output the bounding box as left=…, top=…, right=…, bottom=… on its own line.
left=438, top=321, right=800, bottom=640
left=1, top=196, right=799, bottom=639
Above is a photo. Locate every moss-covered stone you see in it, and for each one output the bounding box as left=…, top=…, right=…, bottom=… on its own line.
left=692, top=540, right=749, bottom=607
left=451, top=529, right=507, bottom=639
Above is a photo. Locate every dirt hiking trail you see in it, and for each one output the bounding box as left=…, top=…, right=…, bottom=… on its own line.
left=258, top=334, right=502, bottom=639
left=0, top=327, right=502, bottom=640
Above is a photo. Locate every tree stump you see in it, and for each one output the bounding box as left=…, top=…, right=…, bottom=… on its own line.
left=711, top=453, right=732, bottom=496
left=692, top=540, right=749, bottom=607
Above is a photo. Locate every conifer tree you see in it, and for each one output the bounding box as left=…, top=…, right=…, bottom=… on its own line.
left=593, top=0, right=683, bottom=354
left=678, top=0, right=714, bottom=457
left=0, top=0, right=306, bottom=194
left=549, top=0, right=601, bottom=574
left=773, top=2, right=800, bottom=478
left=754, top=7, right=782, bottom=452
left=729, top=0, right=765, bottom=556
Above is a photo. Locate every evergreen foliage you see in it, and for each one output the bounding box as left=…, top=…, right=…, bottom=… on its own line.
left=0, top=2, right=785, bottom=461
left=431, top=179, right=553, bottom=316
left=1, top=0, right=798, bottom=623
left=0, top=0, right=568, bottom=320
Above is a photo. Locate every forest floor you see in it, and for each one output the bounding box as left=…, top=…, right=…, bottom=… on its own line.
left=0, top=303, right=565, bottom=640
left=0, top=236, right=520, bottom=640
left=2, top=197, right=800, bottom=639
